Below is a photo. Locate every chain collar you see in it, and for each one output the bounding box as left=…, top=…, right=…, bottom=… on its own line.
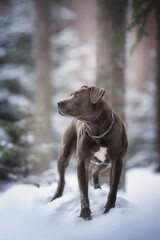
left=85, top=111, right=115, bottom=139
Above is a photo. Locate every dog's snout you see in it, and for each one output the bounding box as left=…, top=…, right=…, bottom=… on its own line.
left=57, top=102, right=61, bottom=108
left=57, top=101, right=65, bottom=109
left=57, top=101, right=66, bottom=116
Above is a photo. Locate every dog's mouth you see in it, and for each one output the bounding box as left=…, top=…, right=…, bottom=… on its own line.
left=57, top=107, right=69, bottom=117
left=58, top=109, right=65, bottom=116
left=58, top=109, right=74, bottom=119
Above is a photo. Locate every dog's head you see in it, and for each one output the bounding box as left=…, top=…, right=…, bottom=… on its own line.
left=57, top=86, right=106, bottom=122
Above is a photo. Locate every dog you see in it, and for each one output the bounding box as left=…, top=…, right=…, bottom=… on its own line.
left=51, top=86, right=128, bottom=220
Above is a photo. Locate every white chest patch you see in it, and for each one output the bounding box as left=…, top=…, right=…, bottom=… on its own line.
left=94, top=147, right=107, bottom=162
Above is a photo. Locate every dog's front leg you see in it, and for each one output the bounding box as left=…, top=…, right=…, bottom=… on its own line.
left=104, top=159, right=122, bottom=213
left=50, top=147, right=72, bottom=201
left=77, top=159, right=92, bottom=221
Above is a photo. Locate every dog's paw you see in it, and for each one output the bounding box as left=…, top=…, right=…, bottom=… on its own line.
left=94, top=183, right=102, bottom=189
left=50, top=193, right=62, bottom=202
left=79, top=207, right=92, bottom=221
left=103, top=203, right=115, bottom=214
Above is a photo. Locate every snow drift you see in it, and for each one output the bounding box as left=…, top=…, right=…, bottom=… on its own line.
left=0, top=168, right=160, bottom=240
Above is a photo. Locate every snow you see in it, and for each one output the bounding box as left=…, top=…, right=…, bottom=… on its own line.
left=0, top=127, right=10, bottom=142
left=0, top=167, right=160, bottom=240
left=0, top=0, right=34, bottom=35
left=0, top=64, right=34, bottom=92
left=51, top=3, right=77, bottom=21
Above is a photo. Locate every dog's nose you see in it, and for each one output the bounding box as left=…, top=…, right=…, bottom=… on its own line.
left=57, top=101, right=64, bottom=108
left=57, top=102, right=61, bottom=108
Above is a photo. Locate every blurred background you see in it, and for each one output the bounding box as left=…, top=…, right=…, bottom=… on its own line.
left=0, top=0, right=159, bottom=190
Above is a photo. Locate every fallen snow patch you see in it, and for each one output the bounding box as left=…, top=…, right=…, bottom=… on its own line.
left=0, top=168, right=160, bottom=240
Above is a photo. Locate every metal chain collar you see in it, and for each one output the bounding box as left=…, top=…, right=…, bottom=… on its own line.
left=85, top=111, right=115, bottom=139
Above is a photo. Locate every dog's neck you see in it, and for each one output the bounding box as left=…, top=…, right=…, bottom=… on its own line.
left=84, top=102, right=114, bottom=139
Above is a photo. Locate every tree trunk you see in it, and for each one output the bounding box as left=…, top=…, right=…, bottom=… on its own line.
left=96, top=0, right=127, bottom=189
left=96, top=0, right=126, bottom=120
left=33, top=0, right=53, bottom=174
left=155, top=6, right=160, bottom=171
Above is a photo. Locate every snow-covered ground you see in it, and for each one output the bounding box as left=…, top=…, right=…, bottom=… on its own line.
left=0, top=166, right=160, bottom=240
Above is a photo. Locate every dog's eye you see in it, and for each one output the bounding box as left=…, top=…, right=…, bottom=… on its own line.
left=74, top=94, right=79, bottom=99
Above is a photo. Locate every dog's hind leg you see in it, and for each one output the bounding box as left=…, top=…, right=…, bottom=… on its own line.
left=92, top=157, right=111, bottom=189
left=92, top=165, right=106, bottom=189
left=50, top=120, right=77, bottom=201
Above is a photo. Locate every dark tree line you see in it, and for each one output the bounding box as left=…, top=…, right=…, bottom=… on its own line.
left=125, top=0, right=160, bottom=171
left=96, top=0, right=127, bottom=120
left=96, top=0, right=160, bottom=173
left=0, top=0, right=159, bottom=182
left=33, top=0, right=53, bottom=173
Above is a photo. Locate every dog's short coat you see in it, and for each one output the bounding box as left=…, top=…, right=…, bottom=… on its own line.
left=51, top=86, right=128, bottom=220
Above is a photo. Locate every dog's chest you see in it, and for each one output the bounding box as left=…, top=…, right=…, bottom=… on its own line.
left=93, top=147, right=107, bottom=162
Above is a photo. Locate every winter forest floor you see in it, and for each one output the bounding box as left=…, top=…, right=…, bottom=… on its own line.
left=0, top=165, right=160, bottom=240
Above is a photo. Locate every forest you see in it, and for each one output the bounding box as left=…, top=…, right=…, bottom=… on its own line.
left=0, top=0, right=160, bottom=239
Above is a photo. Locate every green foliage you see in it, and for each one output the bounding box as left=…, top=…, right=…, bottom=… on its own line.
left=0, top=144, right=30, bottom=179
left=127, top=0, right=155, bottom=54
left=4, top=122, right=22, bottom=141
left=112, top=0, right=160, bottom=54
left=0, top=120, right=30, bottom=144
left=0, top=146, right=28, bottom=168
left=0, top=120, right=33, bottom=179
left=111, top=31, right=126, bottom=50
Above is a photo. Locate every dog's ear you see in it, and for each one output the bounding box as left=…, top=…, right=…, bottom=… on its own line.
left=90, top=86, right=106, bottom=104
left=81, top=85, right=89, bottom=89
